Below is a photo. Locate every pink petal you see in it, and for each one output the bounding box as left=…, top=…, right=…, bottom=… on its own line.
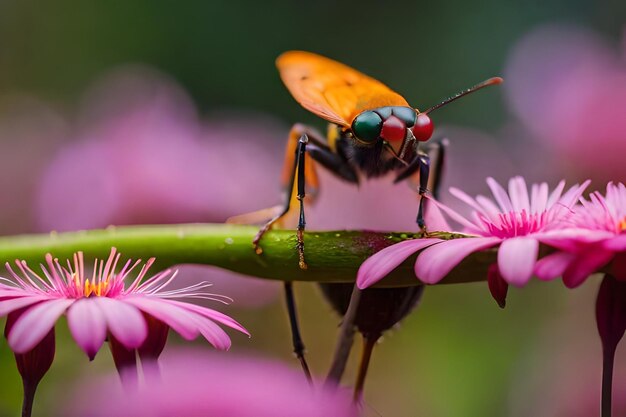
left=530, top=182, right=549, bottom=214
left=425, top=197, right=478, bottom=231
left=497, top=237, right=539, bottom=286
left=67, top=299, right=107, bottom=360
left=604, top=235, right=626, bottom=251
left=8, top=299, right=74, bottom=353
left=138, top=299, right=236, bottom=349
left=161, top=299, right=249, bottom=336
left=93, top=297, right=147, bottom=349
left=558, top=180, right=591, bottom=207
left=0, top=287, right=42, bottom=298
left=563, top=250, right=615, bottom=288
left=508, top=177, right=530, bottom=213
left=538, top=228, right=613, bottom=252
left=357, top=239, right=442, bottom=289
left=123, top=297, right=201, bottom=340
left=449, top=187, right=484, bottom=214
left=534, top=252, right=576, bottom=281
left=190, top=315, right=231, bottom=350
left=486, top=177, right=513, bottom=213
left=546, top=180, right=566, bottom=208
left=424, top=199, right=451, bottom=231
left=415, top=237, right=501, bottom=284
left=0, top=295, right=48, bottom=316
left=475, top=195, right=502, bottom=223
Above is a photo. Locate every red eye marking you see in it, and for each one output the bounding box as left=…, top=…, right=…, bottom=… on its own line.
left=381, top=115, right=406, bottom=142
left=413, top=114, right=434, bottom=141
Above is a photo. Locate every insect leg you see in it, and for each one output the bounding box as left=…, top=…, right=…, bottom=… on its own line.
left=307, top=143, right=359, bottom=184
left=257, top=133, right=312, bottom=380
left=284, top=136, right=361, bottom=381
left=251, top=140, right=358, bottom=254
left=353, top=334, right=379, bottom=402
left=250, top=126, right=323, bottom=255
left=392, top=139, right=447, bottom=231
left=416, top=153, right=430, bottom=230
left=284, top=281, right=312, bottom=382
left=416, top=139, right=448, bottom=230
left=280, top=124, right=324, bottom=201
left=295, top=135, right=308, bottom=270
left=321, top=283, right=424, bottom=395
left=393, top=154, right=422, bottom=183
left=251, top=156, right=297, bottom=254
left=244, top=125, right=357, bottom=382
left=294, top=138, right=360, bottom=267
left=423, top=139, right=448, bottom=199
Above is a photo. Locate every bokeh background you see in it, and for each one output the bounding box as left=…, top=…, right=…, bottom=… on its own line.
left=0, top=0, right=625, bottom=416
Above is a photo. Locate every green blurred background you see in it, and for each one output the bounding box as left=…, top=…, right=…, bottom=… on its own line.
left=0, top=1, right=625, bottom=416
left=2, top=0, right=622, bottom=129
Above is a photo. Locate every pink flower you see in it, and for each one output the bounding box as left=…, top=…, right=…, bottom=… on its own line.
left=35, top=67, right=283, bottom=309
left=357, top=177, right=589, bottom=302
left=36, top=66, right=284, bottom=230
left=0, top=247, right=248, bottom=360
left=505, top=24, right=626, bottom=184
left=535, top=182, right=626, bottom=287
left=65, top=348, right=357, bottom=417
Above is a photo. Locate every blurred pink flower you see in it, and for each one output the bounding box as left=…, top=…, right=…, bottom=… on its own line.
left=357, top=177, right=589, bottom=298
left=505, top=24, right=626, bottom=183
left=436, top=126, right=526, bottom=202
left=37, top=67, right=284, bottom=230
left=535, top=182, right=626, bottom=287
left=35, top=66, right=282, bottom=307
left=66, top=348, right=357, bottom=417
left=0, top=248, right=247, bottom=360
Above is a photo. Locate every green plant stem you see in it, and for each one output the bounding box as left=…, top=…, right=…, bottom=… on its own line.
left=602, top=345, right=615, bottom=417
left=0, top=223, right=493, bottom=287
left=21, top=380, right=36, bottom=417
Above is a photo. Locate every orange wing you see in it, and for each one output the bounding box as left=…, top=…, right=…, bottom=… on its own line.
left=276, top=51, right=410, bottom=128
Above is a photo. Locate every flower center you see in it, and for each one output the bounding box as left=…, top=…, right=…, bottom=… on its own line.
left=480, top=209, right=546, bottom=239
left=73, top=273, right=111, bottom=298
left=620, top=216, right=626, bottom=233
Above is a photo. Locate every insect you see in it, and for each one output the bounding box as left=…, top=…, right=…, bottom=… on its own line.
left=250, top=51, right=501, bottom=266
left=230, top=50, right=502, bottom=383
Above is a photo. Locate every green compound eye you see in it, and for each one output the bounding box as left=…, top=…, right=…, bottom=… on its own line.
left=392, top=107, right=417, bottom=127
left=352, top=111, right=383, bottom=143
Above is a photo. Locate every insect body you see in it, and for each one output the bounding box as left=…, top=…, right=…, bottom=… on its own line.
left=249, top=51, right=501, bottom=265
left=230, top=51, right=502, bottom=384
left=277, top=51, right=436, bottom=182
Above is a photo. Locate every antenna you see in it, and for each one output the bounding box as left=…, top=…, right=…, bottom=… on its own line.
left=423, top=77, right=503, bottom=115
